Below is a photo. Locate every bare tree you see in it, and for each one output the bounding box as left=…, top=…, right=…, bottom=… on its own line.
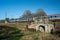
left=22, top=10, right=32, bottom=18
left=35, top=9, right=47, bottom=16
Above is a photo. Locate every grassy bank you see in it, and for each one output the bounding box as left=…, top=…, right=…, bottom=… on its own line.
left=0, top=23, right=60, bottom=40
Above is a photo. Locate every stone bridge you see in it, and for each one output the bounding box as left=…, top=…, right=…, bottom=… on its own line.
left=28, top=23, right=54, bottom=33
left=36, top=24, right=54, bottom=33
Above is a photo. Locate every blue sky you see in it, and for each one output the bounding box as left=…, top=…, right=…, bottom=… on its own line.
left=0, top=0, right=60, bottom=20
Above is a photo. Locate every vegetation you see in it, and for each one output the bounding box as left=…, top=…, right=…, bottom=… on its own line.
left=0, top=25, right=23, bottom=40
left=0, top=21, right=60, bottom=40
left=5, top=18, right=9, bottom=22
left=34, top=9, right=47, bottom=17
left=22, top=10, right=32, bottom=18
left=22, top=9, right=47, bottom=18
left=0, top=22, right=60, bottom=40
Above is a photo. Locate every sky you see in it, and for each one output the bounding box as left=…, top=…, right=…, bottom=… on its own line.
left=0, top=0, right=60, bottom=20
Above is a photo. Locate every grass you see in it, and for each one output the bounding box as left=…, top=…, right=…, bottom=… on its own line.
left=0, top=23, right=60, bottom=40
left=21, top=31, right=60, bottom=40
left=0, top=24, right=23, bottom=40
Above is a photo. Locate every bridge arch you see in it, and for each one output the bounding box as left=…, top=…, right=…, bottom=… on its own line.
left=36, top=24, right=54, bottom=33
left=38, top=25, right=45, bottom=32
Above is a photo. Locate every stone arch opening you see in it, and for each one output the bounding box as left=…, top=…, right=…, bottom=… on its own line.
left=50, top=29, right=54, bottom=34
left=38, top=25, right=45, bottom=32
